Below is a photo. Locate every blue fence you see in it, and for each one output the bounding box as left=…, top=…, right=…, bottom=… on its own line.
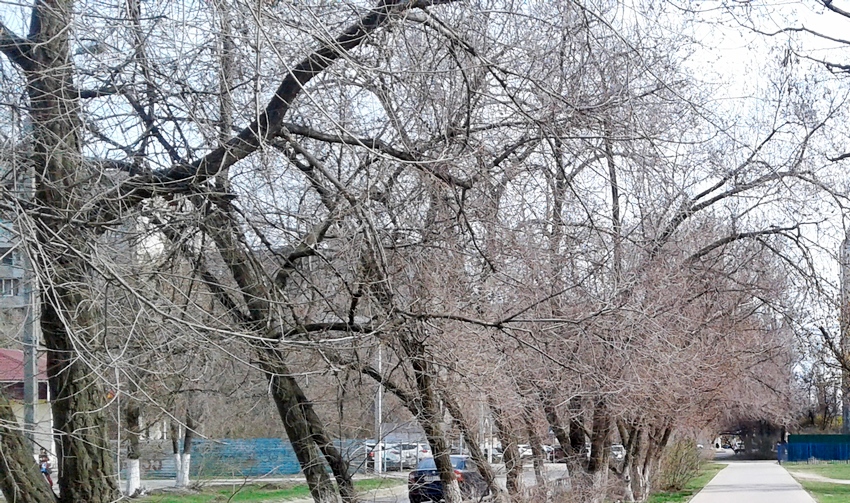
left=784, top=443, right=850, bottom=462
left=130, top=438, right=366, bottom=479
left=190, top=438, right=302, bottom=477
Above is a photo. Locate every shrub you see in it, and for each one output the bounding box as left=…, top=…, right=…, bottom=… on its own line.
left=657, top=439, right=701, bottom=491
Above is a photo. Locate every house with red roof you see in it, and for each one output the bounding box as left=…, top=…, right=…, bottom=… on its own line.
left=0, top=348, right=53, bottom=453
left=0, top=348, right=48, bottom=399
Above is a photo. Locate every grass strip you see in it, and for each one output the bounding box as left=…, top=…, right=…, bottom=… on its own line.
left=783, top=462, right=850, bottom=481
left=797, top=480, right=850, bottom=503
left=136, top=477, right=404, bottom=503
left=647, top=462, right=726, bottom=503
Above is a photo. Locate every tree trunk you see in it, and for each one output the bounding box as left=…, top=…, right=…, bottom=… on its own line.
left=0, top=392, right=57, bottom=502
left=177, top=407, right=194, bottom=488
left=491, top=401, right=523, bottom=501
left=199, top=204, right=351, bottom=503
left=170, top=420, right=180, bottom=486
left=267, top=366, right=340, bottom=503
left=442, top=393, right=507, bottom=502
left=841, top=233, right=850, bottom=433
left=568, top=397, right=585, bottom=457
left=43, top=303, right=119, bottom=503
left=586, top=400, right=611, bottom=503
left=587, top=400, right=610, bottom=474
left=269, top=365, right=355, bottom=502
left=408, top=349, right=461, bottom=503
left=639, top=425, right=671, bottom=502
left=25, top=1, right=119, bottom=502
left=618, top=422, right=641, bottom=503
left=524, top=406, right=548, bottom=491
left=125, top=382, right=142, bottom=496
left=539, top=390, right=573, bottom=490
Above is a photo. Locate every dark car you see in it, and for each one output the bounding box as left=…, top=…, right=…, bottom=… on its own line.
left=408, top=455, right=489, bottom=503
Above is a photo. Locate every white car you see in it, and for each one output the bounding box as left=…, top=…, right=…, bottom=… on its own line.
left=395, top=443, right=432, bottom=468
left=517, top=444, right=534, bottom=458
left=364, top=441, right=402, bottom=470
left=611, top=444, right=626, bottom=461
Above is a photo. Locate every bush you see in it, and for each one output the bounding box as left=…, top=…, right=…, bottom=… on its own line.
left=657, top=439, right=701, bottom=492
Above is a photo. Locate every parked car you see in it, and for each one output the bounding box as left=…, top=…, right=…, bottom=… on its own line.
left=396, top=442, right=432, bottom=469
left=364, top=441, right=402, bottom=470
left=550, top=445, right=568, bottom=463
left=408, top=455, right=489, bottom=503
left=483, top=445, right=503, bottom=462
left=383, top=447, right=404, bottom=471
left=733, top=441, right=745, bottom=454
left=611, top=444, right=626, bottom=461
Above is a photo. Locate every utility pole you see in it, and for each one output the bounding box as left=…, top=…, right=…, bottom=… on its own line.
left=22, top=268, right=36, bottom=446
left=374, top=344, right=383, bottom=474
left=841, top=232, right=850, bottom=434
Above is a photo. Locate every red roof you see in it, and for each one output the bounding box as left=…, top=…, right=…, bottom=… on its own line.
left=0, top=348, right=47, bottom=382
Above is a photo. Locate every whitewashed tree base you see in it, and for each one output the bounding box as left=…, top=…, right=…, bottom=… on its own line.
left=126, top=459, right=141, bottom=496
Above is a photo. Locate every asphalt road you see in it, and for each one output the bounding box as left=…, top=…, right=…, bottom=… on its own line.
left=366, top=463, right=570, bottom=503
left=689, top=461, right=815, bottom=503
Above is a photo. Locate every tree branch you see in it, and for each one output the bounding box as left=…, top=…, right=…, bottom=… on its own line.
left=687, top=225, right=800, bottom=262
left=96, top=0, right=460, bottom=219
left=282, top=122, right=473, bottom=189
left=0, top=21, right=32, bottom=70
left=823, top=0, right=850, bottom=20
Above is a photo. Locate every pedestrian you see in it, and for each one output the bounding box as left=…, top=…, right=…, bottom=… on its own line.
left=39, top=448, right=53, bottom=488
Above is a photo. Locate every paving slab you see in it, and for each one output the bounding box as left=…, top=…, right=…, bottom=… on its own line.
left=690, top=461, right=815, bottom=503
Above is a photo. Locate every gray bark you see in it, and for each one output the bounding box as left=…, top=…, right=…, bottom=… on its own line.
left=524, top=406, right=548, bottom=490
left=442, top=393, right=507, bottom=501
left=25, top=1, right=120, bottom=501
left=0, top=392, right=57, bottom=503
left=491, top=401, right=522, bottom=501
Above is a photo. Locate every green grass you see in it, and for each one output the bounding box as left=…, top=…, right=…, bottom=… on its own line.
left=797, top=480, right=850, bottom=503
left=647, top=463, right=726, bottom=503
left=136, top=478, right=404, bottom=503
left=784, top=462, right=850, bottom=480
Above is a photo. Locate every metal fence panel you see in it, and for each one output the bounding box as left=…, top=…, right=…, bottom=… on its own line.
left=786, top=442, right=850, bottom=462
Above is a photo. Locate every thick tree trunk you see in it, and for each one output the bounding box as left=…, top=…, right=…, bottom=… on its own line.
left=540, top=390, right=570, bottom=453
left=177, top=408, right=194, bottom=488
left=635, top=425, right=671, bottom=502
left=539, top=390, right=573, bottom=491
left=586, top=400, right=611, bottom=503
left=270, top=366, right=356, bottom=503
left=442, top=393, right=507, bottom=502
left=408, top=350, right=461, bottom=503
left=524, top=407, right=548, bottom=491
left=125, top=385, right=142, bottom=496
left=25, top=1, right=120, bottom=502
left=43, top=303, right=119, bottom=503
left=201, top=206, right=352, bottom=503
left=618, top=422, right=641, bottom=503
left=587, top=400, right=610, bottom=474
left=0, top=392, right=56, bottom=502
left=491, top=402, right=522, bottom=501
left=266, top=360, right=340, bottom=503
left=568, top=397, right=585, bottom=457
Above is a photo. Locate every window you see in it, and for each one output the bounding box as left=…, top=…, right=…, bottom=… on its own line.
left=0, top=278, right=19, bottom=296
left=0, top=247, right=13, bottom=266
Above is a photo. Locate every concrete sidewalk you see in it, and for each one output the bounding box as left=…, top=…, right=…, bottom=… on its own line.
left=690, top=462, right=815, bottom=503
